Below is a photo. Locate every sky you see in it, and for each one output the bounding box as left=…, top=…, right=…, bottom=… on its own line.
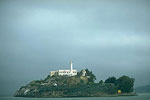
left=0, top=0, right=150, bottom=96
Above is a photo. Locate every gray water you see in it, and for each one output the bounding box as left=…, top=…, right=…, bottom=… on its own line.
left=0, top=93, right=150, bottom=100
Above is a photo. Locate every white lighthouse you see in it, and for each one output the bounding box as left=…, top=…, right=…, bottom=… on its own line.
left=70, top=61, right=73, bottom=71
left=50, top=61, right=77, bottom=77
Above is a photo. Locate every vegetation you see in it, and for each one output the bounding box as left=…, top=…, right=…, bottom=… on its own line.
left=85, top=69, right=96, bottom=83
left=77, top=69, right=96, bottom=83
left=116, top=76, right=134, bottom=93
left=99, top=80, right=104, bottom=85
left=105, top=76, right=116, bottom=84
left=105, top=76, right=135, bottom=93
left=14, top=69, right=135, bottom=97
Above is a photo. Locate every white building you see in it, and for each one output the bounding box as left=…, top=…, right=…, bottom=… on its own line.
left=81, top=69, right=86, bottom=76
left=50, top=61, right=77, bottom=76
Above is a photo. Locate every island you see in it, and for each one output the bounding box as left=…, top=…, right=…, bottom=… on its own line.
left=14, top=62, right=136, bottom=97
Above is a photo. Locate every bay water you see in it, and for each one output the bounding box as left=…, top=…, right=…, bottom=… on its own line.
left=0, top=93, right=149, bottom=100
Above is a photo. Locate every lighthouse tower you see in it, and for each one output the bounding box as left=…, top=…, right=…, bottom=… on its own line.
left=70, top=61, right=73, bottom=71
left=70, top=61, right=73, bottom=76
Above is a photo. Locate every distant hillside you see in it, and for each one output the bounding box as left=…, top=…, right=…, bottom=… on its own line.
left=135, top=85, right=150, bottom=93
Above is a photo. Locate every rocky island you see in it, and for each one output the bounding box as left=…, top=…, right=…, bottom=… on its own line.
left=14, top=69, right=136, bottom=97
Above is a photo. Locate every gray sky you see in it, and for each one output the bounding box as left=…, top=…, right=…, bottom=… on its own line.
left=0, top=0, right=150, bottom=96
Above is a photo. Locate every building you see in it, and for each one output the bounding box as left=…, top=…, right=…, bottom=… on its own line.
left=50, top=61, right=77, bottom=77
left=81, top=69, right=86, bottom=76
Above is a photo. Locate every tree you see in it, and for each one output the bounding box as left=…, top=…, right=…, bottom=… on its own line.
left=105, top=76, right=116, bottom=84
left=77, top=69, right=96, bottom=83
left=77, top=71, right=82, bottom=77
left=85, top=69, right=96, bottom=83
left=99, top=80, right=104, bottom=85
left=116, top=76, right=135, bottom=93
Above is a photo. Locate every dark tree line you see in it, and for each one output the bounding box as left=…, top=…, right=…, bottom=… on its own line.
left=104, top=76, right=135, bottom=93
left=78, top=69, right=135, bottom=93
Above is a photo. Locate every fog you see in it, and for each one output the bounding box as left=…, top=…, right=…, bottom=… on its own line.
left=0, top=0, right=150, bottom=96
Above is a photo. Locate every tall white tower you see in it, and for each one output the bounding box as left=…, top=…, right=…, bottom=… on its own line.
left=70, top=61, right=73, bottom=71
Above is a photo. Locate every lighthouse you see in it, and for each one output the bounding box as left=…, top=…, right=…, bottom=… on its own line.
left=71, top=61, right=73, bottom=71
left=50, top=61, right=77, bottom=76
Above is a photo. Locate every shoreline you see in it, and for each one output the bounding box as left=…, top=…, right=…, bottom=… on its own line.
left=14, top=93, right=137, bottom=98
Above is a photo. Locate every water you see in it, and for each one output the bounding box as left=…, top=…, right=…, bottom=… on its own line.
left=0, top=93, right=150, bottom=100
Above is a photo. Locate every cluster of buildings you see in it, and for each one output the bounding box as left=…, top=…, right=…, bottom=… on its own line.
left=50, top=61, right=78, bottom=77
